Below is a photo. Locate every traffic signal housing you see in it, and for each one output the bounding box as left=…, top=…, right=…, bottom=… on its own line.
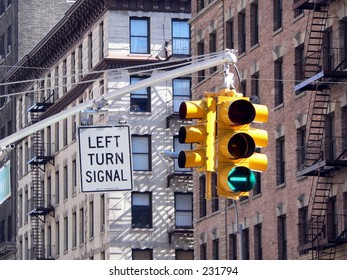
left=177, top=96, right=216, bottom=199
left=216, top=91, right=268, bottom=200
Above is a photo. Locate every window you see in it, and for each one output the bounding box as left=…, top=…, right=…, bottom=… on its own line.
left=277, top=214, right=287, bottom=259
left=62, top=59, right=67, bottom=93
left=63, top=165, right=68, bottom=200
left=55, top=171, right=60, bottom=204
left=238, top=10, right=246, bottom=54
left=325, top=113, right=335, bottom=160
left=212, top=238, right=219, bottom=260
left=197, top=0, right=204, bottom=12
left=342, top=107, right=347, bottom=152
left=132, top=192, right=152, bottom=228
left=79, top=208, right=85, bottom=244
left=132, top=249, right=153, bottom=260
left=173, top=136, right=191, bottom=172
left=72, top=159, right=77, bottom=194
left=72, top=114, right=76, bottom=141
left=55, top=221, right=60, bottom=256
left=250, top=2, right=259, bottom=47
left=200, top=243, right=207, bottom=260
left=209, top=31, right=217, bottom=73
left=254, top=223, right=262, bottom=259
left=324, top=28, right=334, bottom=71
left=251, top=72, right=259, bottom=98
left=242, top=228, right=250, bottom=259
left=296, top=126, right=306, bottom=170
left=130, top=76, right=150, bottom=112
left=276, top=136, right=285, bottom=185
left=54, top=66, right=59, bottom=101
left=274, top=58, right=284, bottom=106
left=199, top=175, right=207, bottom=218
left=7, top=25, right=12, bottom=53
left=229, top=233, right=237, bottom=259
left=172, top=20, right=190, bottom=55
left=0, top=1, right=4, bottom=15
left=0, top=34, right=5, bottom=58
left=293, top=0, right=303, bottom=18
left=72, top=212, right=77, bottom=248
left=175, top=249, right=194, bottom=260
left=78, top=44, right=83, bottom=80
left=211, top=173, right=219, bottom=212
left=99, top=22, right=104, bottom=60
left=294, top=44, right=305, bottom=88
left=100, top=194, right=106, bottom=231
left=273, top=0, right=283, bottom=31
left=172, top=78, right=190, bottom=113
left=71, top=51, right=76, bottom=84
left=64, top=217, right=68, bottom=252
left=88, top=32, right=93, bottom=69
left=130, top=17, right=149, bottom=54
left=197, top=41, right=205, bottom=82
left=343, top=21, right=347, bottom=69
left=131, top=135, right=151, bottom=171
left=89, top=201, right=94, bottom=238
left=298, top=206, right=308, bottom=250
left=226, top=19, right=234, bottom=50
left=55, top=122, right=60, bottom=152
left=175, top=193, right=193, bottom=229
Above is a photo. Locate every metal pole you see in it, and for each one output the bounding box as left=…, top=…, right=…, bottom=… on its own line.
left=0, top=51, right=237, bottom=148
left=234, top=200, right=243, bottom=260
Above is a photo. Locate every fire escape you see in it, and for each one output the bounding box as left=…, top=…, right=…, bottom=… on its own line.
left=27, top=89, right=55, bottom=260
left=293, top=0, right=347, bottom=259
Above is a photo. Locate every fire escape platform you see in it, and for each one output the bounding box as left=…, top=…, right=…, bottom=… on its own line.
left=28, top=206, right=54, bottom=217
left=28, top=102, right=54, bottom=113
left=293, top=0, right=329, bottom=10
left=27, top=156, right=54, bottom=165
left=297, top=159, right=347, bottom=177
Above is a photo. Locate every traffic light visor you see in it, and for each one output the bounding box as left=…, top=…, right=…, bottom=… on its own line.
left=179, top=100, right=206, bottom=119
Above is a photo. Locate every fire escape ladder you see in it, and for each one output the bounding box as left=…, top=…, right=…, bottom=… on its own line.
left=304, top=87, right=331, bottom=168
left=303, top=3, right=329, bottom=80
left=30, top=112, right=45, bottom=260
left=307, top=170, right=336, bottom=259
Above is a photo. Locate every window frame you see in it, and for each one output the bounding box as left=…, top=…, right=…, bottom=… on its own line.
left=131, top=135, right=152, bottom=171
left=131, top=192, right=153, bottom=229
left=172, top=19, right=190, bottom=55
left=130, top=76, right=151, bottom=112
left=174, top=192, right=193, bottom=229
left=130, top=17, right=150, bottom=54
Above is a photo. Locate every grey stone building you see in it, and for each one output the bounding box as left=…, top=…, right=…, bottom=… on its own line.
left=0, top=0, right=73, bottom=260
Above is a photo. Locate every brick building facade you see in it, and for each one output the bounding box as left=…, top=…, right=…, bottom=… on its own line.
left=190, top=0, right=347, bottom=260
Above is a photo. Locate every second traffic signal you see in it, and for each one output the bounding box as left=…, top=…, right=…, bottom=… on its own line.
left=178, top=97, right=216, bottom=172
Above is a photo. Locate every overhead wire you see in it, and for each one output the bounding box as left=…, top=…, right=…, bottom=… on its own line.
left=0, top=51, right=224, bottom=98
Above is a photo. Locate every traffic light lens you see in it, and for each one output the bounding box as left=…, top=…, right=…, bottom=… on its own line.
left=228, top=99, right=256, bottom=125
left=228, top=133, right=255, bottom=159
left=227, top=166, right=256, bottom=192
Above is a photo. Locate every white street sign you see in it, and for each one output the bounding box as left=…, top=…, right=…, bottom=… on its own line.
left=78, top=125, right=133, bottom=192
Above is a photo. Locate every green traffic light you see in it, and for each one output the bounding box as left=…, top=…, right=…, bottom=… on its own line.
left=227, top=166, right=256, bottom=192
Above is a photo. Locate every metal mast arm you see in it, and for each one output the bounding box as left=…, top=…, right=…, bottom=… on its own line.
left=0, top=50, right=237, bottom=148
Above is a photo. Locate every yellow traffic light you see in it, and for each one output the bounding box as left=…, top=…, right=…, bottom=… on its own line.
left=216, top=90, right=268, bottom=200
left=178, top=97, right=216, bottom=172
left=178, top=96, right=216, bottom=199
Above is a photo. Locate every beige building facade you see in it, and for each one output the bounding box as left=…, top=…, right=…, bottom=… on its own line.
left=7, top=0, right=193, bottom=260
